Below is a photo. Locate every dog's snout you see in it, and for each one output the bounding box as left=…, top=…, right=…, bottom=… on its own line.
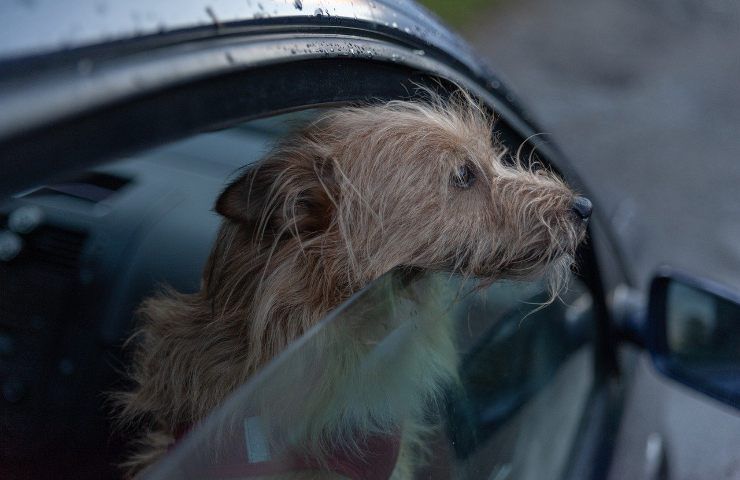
left=571, top=196, right=593, bottom=220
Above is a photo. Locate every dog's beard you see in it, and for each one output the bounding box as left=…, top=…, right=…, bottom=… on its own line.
left=444, top=221, right=582, bottom=303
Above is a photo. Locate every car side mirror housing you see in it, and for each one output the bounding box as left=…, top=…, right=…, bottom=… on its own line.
left=647, top=269, right=740, bottom=409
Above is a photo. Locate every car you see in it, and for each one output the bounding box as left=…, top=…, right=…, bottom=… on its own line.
left=1, top=1, right=738, bottom=479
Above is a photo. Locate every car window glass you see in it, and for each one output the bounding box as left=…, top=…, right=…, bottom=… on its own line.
left=144, top=269, right=595, bottom=480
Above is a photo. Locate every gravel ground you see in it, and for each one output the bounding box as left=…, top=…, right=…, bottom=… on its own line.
left=463, top=1, right=740, bottom=478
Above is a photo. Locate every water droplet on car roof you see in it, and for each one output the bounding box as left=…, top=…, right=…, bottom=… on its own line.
left=205, top=6, right=222, bottom=28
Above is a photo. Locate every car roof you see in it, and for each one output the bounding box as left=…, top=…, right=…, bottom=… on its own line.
left=0, top=0, right=544, bottom=161
left=0, top=0, right=483, bottom=75
left=0, top=1, right=534, bottom=129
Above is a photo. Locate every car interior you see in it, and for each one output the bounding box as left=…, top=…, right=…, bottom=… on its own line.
left=0, top=115, right=291, bottom=477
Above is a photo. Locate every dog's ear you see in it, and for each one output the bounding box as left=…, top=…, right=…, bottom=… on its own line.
left=214, top=164, right=272, bottom=226
left=215, top=155, right=336, bottom=237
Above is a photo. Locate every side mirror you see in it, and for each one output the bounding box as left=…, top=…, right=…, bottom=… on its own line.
left=647, top=270, right=740, bottom=409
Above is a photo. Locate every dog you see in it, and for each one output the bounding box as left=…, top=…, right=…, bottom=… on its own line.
left=116, top=90, right=590, bottom=478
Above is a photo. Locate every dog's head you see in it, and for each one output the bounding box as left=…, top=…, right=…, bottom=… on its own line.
left=216, top=92, right=589, bottom=294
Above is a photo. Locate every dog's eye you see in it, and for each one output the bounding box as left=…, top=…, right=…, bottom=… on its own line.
left=451, top=164, right=476, bottom=188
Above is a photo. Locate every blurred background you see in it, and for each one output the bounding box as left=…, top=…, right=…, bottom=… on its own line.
left=417, top=0, right=740, bottom=478
left=421, top=0, right=740, bottom=291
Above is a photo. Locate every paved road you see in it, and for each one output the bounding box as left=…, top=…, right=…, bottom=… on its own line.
left=466, top=0, right=740, bottom=291
left=464, top=1, right=740, bottom=478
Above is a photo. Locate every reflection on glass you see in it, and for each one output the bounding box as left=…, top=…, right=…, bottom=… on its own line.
left=666, top=281, right=740, bottom=387
left=145, top=270, right=594, bottom=480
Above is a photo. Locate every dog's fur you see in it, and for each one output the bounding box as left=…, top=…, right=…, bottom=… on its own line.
left=116, top=91, right=587, bottom=478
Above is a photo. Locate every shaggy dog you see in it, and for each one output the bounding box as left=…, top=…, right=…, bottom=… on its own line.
left=117, top=91, right=590, bottom=478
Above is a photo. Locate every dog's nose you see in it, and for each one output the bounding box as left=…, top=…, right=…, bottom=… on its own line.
left=571, top=196, right=593, bottom=220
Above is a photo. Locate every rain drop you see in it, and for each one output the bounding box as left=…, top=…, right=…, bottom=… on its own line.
left=293, top=0, right=302, bottom=10
left=205, top=6, right=222, bottom=28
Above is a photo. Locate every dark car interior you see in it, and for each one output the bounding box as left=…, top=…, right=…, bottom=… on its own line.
left=0, top=117, right=291, bottom=477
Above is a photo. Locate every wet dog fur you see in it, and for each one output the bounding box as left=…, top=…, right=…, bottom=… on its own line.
left=116, top=90, right=587, bottom=477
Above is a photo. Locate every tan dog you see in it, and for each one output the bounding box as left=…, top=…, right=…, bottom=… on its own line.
left=117, top=91, right=589, bottom=478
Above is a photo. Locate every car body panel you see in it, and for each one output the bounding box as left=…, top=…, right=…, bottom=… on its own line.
left=0, top=0, right=470, bottom=66
left=0, top=0, right=527, bottom=133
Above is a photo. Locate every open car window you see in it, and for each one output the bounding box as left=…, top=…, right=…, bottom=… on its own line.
left=144, top=269, right=596, bottom=480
